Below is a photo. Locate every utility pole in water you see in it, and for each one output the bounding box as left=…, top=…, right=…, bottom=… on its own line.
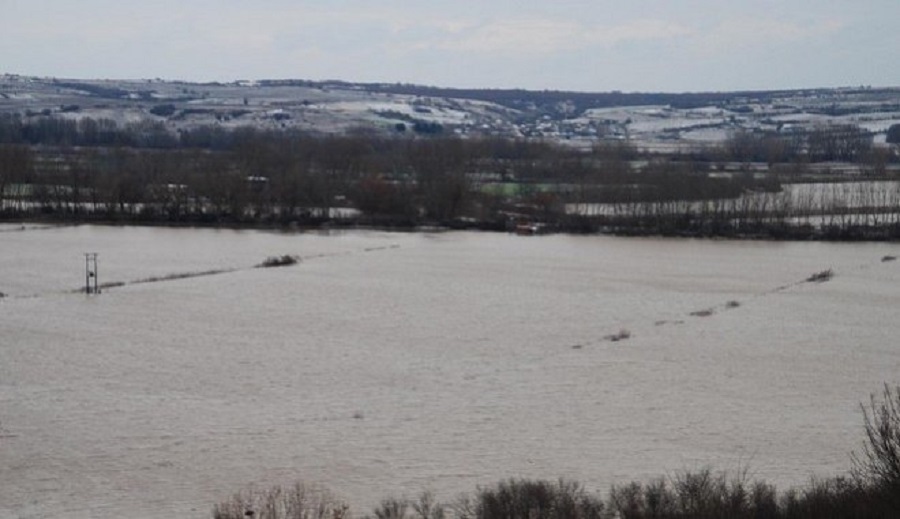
left=84, top=253, right=99, bottom=294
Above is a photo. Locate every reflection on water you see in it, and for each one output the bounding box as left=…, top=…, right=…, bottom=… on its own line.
left=2, top=226, right=900, bottom=518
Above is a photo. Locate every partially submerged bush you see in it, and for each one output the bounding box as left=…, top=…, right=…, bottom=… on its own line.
left=370, top=492, right=444, bottom=519
left=258, top=255, right=300, bottom=268
left=138, top=268, right=230, bottom=284
left=778, top=476, right=894, bottom=519
left=213, top=482, right=348, bottom=519
left=373, top=497, right=409, bottom=519
left=604, top=329, right=632, bottom=342
left=455, top=479, right=604, bottom=519
left=806, top=269, right=834, bottom=283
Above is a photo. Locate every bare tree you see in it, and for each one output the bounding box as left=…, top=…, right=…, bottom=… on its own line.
left=853, top=384, right=900, bottom=493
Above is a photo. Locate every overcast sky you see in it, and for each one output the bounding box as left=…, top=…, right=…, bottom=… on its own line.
left=3, top=0, right=898, bottom=92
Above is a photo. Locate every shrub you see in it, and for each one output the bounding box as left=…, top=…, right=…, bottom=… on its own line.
left=455, top=479, right=604, bottom=519
left=853, top=384, right=900, bottom=494
left=887, top=123, right=900, bottom=145
left=258, top=255, right=300, bottom=268
left=150, top=104, right=177, bottom=117
left=373, top=498, right=408, bottom=519
left=369, top=492, right=444, bottom=519
left=212, top=482, right=348, bottom=519
left=805, top=269, right=834, bottom=283
left=608, top=469, right=782, bottom=519
left=608, top=479, right=675, bottom=518
left=779, top=476, right=885, bottom=519
left=412, top=491, right=445, bottom=519
left=604, top=329, right=632, bottom=342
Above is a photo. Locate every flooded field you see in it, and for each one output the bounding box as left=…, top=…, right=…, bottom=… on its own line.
left=2, top=225, right=900, bottom=518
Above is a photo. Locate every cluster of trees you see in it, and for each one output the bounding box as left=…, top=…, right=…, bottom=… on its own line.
left=348, top=82, right=896, bottom=114
left=1, top=113, right=898, bottom=236
left=0, top=133, right=480, bottom=225
left=709, top=125, right=878, bottom=164
left=0, top=133, right=769, bottom=230
left=887, top=124, right=900, bottom=145
left=576, top=181, right=900, bottom=239
left=0, top=112, right=889, bottom=164
left=0, top=113, right=178, bottom=149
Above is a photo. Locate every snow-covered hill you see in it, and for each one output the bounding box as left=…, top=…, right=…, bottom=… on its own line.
left=2, top=75, right=898, bottom=149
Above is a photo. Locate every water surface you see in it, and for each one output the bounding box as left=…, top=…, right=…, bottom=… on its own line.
left=2, top=225, right=899, bottom=518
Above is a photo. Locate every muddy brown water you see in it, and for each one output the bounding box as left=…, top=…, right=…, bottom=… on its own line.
left=2, top=225, right=899, bottom=518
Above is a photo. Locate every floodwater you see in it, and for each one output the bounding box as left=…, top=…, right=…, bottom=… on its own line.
left=2, top=225, right=899, bottom=518
left=567, top=181, right=900, bottom=218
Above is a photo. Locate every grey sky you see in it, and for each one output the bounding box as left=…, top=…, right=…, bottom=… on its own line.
left=3, top=0, right=897, bottom=92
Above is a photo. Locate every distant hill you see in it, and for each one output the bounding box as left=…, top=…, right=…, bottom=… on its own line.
left=2, top=74, right=899, bottom=149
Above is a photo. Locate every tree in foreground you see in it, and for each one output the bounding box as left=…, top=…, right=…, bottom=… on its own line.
left=853, top=384, right=900, bottom=497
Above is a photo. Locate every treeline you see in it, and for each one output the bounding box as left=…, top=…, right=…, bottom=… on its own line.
left=723, top=126, right=876, bottom=163
left=321, top=81, right=896, bottom=113
left=1, top=114, right=898, bottom=237
left=0, top=133, right=773, bottom=229
left=0, top=113, right=179, bottom=149
left=213, top=385, right=900, bottom=519
left=0, top=112, right=886, bottom=165
left=575, top=184, right=900, bottom=240
left=0, top=131, right=504, bottom=225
